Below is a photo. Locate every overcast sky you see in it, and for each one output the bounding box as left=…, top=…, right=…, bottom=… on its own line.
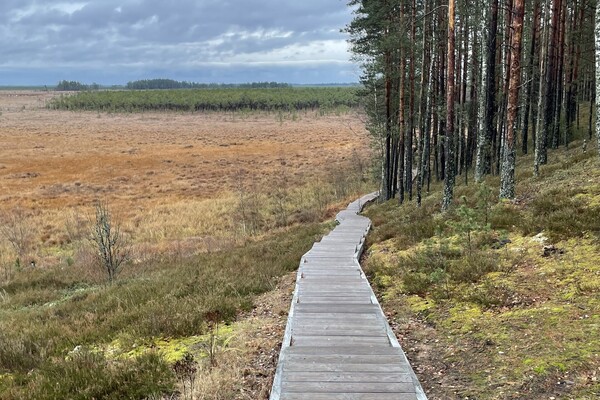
left=0, top=0, right=359, bottom=86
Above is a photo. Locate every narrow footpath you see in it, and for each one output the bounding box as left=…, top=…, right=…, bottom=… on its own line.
left=270, top=193, right=427, bottom=400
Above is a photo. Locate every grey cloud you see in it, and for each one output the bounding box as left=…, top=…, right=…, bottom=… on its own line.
left=0, top=0, right=356, bottom=84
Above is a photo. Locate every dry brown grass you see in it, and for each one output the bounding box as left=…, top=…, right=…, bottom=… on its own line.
left=0, top=90, right=373, bottom=398
left=0, top=91, right=371, bottom=268
left=181, top=272, right=295, bottom=400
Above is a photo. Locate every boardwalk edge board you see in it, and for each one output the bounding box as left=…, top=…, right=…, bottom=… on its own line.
left=270, top=192, right=428, bottom=400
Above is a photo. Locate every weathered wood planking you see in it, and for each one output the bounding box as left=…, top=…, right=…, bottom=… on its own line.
left=270, top=193, right=427, bottom=400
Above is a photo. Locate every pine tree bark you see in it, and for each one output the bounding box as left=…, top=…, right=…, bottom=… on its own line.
left=522, top=0, right=540, bottom=154
left=417, top=1, right=432, bottom=207
left=535, top=0, right=551, bottom=175
left=497, top=0, right=514, bottom=176
left=595, top=0, right=600, bottom=157
left=551, top=0, right=566, bottom=149
left=405, top=0, right=416, bottom=200
left=546, top=0, right=561, bottom=150
left=442, top=0, right=456, bottom=211
left=467, top=13, right=479, bottom=177
left=384, top=50, right=393, bottom=199
left=398, top=35, right=406, bottom=204
left=475, top=0, right=498, bottom=182
left=500, top=0, right=525, bottom=199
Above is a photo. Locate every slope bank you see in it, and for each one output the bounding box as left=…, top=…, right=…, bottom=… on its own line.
left=363, top=139, right=599, bottom=399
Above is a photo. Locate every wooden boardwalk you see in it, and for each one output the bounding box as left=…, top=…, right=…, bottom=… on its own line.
left=270, top=193, right=427, bottom=400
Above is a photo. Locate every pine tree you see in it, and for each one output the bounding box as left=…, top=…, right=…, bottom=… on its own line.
left=442, top=0, right=456, bottom=211
left=596, top=0, right=600, bottom=157
left=475, top=0, right=499, bottom=182
left=500, top=0, right=525, bottom=199
left=535, top=0, right=551, bottom=176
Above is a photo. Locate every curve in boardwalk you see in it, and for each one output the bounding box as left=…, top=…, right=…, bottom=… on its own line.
left=270, top=192, right=427, bottom=400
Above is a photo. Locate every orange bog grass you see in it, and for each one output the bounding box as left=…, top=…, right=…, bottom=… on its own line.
left=0, top=91, right=371, bottom=266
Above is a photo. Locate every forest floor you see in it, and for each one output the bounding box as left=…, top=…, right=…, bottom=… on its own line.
left=363, top=137, right=600, bottom=399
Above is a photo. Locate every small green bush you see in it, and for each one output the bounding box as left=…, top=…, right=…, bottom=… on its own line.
left=490, top=202, right=523, bottom=231
left=13, top=351, right=173, bottom=400
left=448, top=252, right=499, bottom=283
left=403, top=271, right=433, bottom=296
left=0, top=333, right=44, bottom=372
left=523, top=188, right=600, bottom=240
left=466, top=279, right=517, bottom=308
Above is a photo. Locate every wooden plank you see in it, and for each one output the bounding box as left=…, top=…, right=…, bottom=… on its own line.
left=285, top=346, right=402, bottom=356
left=292, top=314, right=380, bottom=321
left=299, top=276, right=364, bottom=279
left=297, top=293, right=373, bottom=299
left=292, top=321, right=381, bottom=330
left=291, top=329, right=386, bottom=337
left=299, top=269, right=361, bottom=274
left=297, top=291, right=372, bottom=297
left=296, top=289, right=373, bottom=295
left=297, top=297, right=372, bottom=304
left=296, top=283, right=371, bottom=289
left=281, top=354, right=406, bottom=364
left=292, top=320, right=381, bottom=329
left=299, top=277, right=364, bottom=282
left=282, top=371, right=413, bottom=383
left=281, top=382, right=416, bottom=393
left=294, top=304, right=380, bottom=314
left=299, top=280, right=366, bottom=285
left=311, top=244, right=360, bottom=248
left=300, top=266, right=361, bottom=269
left=300, top=263, right=360, bottom=268
left=297, top=281, right=370, bottom=286
left=282, top=362, right=410, bottom=373
left=291, top=336, right=390, bottom=347
left=280, top=393, right=417, bottom=400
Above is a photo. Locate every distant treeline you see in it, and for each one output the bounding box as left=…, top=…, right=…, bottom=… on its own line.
left=55, top=80, right=100, bottom=91
left=126, top=79, right=291, bottom=90
left=47, top=87, right=360, bottom=113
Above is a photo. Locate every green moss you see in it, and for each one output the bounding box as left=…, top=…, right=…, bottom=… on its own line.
left=363, top=145, right=600, bottom=398
left=405, top=296, right=436, bottom=317
left=442, top=304, right=484, bottom=333
left=99, top=324, right=235, bottom=364
left=0, top=373, right=14, bottom=390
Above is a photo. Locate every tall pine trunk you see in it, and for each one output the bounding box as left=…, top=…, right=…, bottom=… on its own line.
left=417, top=1, right=432, bottom=207
left=475, top=0, right=498, bottom=182
left=551, top=0, right=566, bottom=149
left=535, top=0, right=551, bottom=176
left=405, top=0, right=416, bottom=200
left=595, top=0, right=600, bottom=157
left=522, top=0, right=540, bottom=154
left=398, top=38, right=406, bottom=204
left=500, top=0, right=525, bottom=199
left=442, top=0, right=456, bottom=211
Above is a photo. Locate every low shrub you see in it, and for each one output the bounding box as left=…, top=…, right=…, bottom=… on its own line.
left=448, top=252, right=499, bottom=284
left=11, top=351, right=173, bottom=400
left=523, top=188, right=600, bottom=240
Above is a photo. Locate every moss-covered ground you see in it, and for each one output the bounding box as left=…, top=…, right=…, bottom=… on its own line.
left=363, top=138, right=599, bottom=399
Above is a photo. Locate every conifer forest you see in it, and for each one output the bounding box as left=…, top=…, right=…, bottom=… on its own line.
left=347, top=0, right=599, bottom=207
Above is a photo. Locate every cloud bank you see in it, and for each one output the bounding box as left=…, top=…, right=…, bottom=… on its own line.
left=0, top=0, right=359, bottom=85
